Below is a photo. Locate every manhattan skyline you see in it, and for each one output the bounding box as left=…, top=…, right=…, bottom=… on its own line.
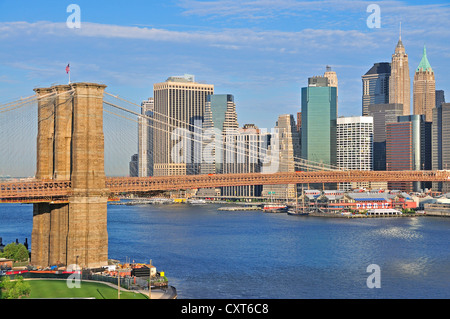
left=1, top=0, right=450, bottom=130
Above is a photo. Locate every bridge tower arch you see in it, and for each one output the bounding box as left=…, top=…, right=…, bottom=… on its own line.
left=31, top=82, right=108, bottom=269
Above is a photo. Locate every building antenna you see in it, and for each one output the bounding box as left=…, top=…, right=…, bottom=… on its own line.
left=399, top=21, right=402, bottom=41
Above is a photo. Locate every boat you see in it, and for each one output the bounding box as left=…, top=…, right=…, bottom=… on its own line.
left=263, top=204, right=287, bottom=213
left=287, top=186, right=309, bottom=216
left=218, top=206, right=259, bottom=211
left=287, top=208, right=309, bottom=216
left=187, top=199, right=207, bottom=205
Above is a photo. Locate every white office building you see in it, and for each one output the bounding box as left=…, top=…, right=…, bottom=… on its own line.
left=336, top=116, right=373, bottom=191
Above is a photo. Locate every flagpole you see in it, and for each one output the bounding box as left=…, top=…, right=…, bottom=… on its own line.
left=66, top=63, right=71, bottom=84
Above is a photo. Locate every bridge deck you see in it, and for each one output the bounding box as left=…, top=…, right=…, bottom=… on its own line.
left=1, top=170, right=449, bottom=203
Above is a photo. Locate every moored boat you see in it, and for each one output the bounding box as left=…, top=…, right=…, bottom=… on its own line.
left=287, top=208, right=309, bottom=216
left=287, top=186, right=309, bottom=216
left=188, top=199, right=207, bottom=205
left=263, top=204, right=287, bottom=213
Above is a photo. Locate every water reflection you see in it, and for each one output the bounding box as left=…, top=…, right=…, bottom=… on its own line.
left=0, top=203, right=449, bottom=298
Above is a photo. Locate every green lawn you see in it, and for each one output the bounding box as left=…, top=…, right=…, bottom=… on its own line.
left=25, top=280, right=148, bottom=299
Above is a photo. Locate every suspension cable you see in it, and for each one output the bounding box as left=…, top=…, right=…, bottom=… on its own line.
left=103, top=99, right=340, bottom=171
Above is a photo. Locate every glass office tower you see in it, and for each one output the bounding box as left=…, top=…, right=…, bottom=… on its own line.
left=362, top=62, right=391, bottom=116
left=301, top=76, right=337, bottom=167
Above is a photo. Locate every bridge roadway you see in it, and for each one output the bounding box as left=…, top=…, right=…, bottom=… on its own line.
left=1, top=170, right=450, bottom=203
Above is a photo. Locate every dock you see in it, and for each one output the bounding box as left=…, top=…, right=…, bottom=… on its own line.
left=308, top=212, right=425, bottom=218
left=424, top=203, right=450, bottom=217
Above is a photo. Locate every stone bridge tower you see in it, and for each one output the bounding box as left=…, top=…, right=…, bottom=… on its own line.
left=31, top=82, right=108, bottom=269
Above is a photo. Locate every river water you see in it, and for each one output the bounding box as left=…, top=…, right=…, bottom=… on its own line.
left=1, top=202, right=449, bottom=299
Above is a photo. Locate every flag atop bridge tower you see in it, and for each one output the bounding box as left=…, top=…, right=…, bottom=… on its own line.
left=66, top=63, right=70, bottom=84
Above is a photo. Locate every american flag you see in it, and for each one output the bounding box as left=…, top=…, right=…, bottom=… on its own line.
left=66, top=64, right=70, bottom=74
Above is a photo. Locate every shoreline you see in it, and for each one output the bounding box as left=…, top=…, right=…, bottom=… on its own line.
left=111, top=198, right=450, bottom=218
left=307, top=212, right=425, bottom=218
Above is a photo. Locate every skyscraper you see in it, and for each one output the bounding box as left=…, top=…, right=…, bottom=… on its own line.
left=336, top=116, right=373, bottom=191
left=389, top=33, right=411, bottom=115
left=432, top=103, right=450, bottom=193
left=362, top=62, right=391, bottom=116
left=296, top=112, right=302, bottom=132
left=421, top=120, right=433, bottom=191
left=223, top=124, right=266, bottom=197
left=301, top=76, right=337, bottom=167
left=386, top=115, right=428, bottom=192
left=201, top=94, right=239, bottom=175
left=413, top=45, right=436, bottom=122
left=138, top=97, right=154, bottom=177
left=436, top=90, right=445, bottom=108
left=367, top=103, right=404, bottom=171
left=153, top=74, right=214, bottom=176
left=129, top=154, right=138, bottom=177
left=262, top=114, right=300, bottom=199
left=324, top=65, right=338, bottom=110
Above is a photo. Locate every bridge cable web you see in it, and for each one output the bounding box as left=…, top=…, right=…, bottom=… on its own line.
left=0, top=97, right=38, bottom=179
left=0, top=91, right=71, bottom=179
left=103, top=92, right=342, bottom=173
left=104, top=96, right=340, bottom=173
left=0, top=90, right=340, bottom=182
left=103, top=94, right=140, bottom=177
left=108, top=92, right=343, bottom=171
left=104, top=92, right=342, bottom=171
left=103, top=98, right=288, bottom=174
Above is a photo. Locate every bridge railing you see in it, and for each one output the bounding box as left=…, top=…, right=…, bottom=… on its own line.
left=0, top=179, right=71, bottom=199
left=1, top=170, right=450, bottom=201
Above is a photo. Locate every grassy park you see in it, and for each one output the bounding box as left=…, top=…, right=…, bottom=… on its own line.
left=24, top=279, right=149, bottom=299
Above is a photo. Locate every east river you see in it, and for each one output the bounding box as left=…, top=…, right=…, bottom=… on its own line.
left=1, top=202, right=449, bottom=299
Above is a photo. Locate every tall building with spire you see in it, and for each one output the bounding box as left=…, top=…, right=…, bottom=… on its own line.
left=389, top=30, right=411, bottom=115
left=413, top=45, right=436, bottom=122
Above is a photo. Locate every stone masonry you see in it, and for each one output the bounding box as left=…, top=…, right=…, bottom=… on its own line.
left=31, top=83, right=108, bottom=269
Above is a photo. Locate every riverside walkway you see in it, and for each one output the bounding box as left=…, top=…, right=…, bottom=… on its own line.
left=136, top=286, right=177, bottom=299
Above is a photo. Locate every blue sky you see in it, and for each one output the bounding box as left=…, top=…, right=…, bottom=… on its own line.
left=1, top=0, right=450, bottom=130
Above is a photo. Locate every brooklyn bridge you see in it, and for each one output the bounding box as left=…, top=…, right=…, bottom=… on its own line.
left=1, top=82, right=449, bottom=269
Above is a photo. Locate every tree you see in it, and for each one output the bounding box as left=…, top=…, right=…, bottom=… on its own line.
left=14, top=245, right=29, bottom=262
left=0, top=276, right=31, bottom=299
left=0, top=243, right=29, bottom=262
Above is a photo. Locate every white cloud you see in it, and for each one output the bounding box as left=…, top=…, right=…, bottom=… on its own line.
left=1, top=1, right=449, bottom=129
left=177, top=0, right=450, bottom=43
left=177, top=0, right=368, bottom=18
left=0, top=20, right=378, bottom=53
left=178, top=0, right=450, bottom=21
